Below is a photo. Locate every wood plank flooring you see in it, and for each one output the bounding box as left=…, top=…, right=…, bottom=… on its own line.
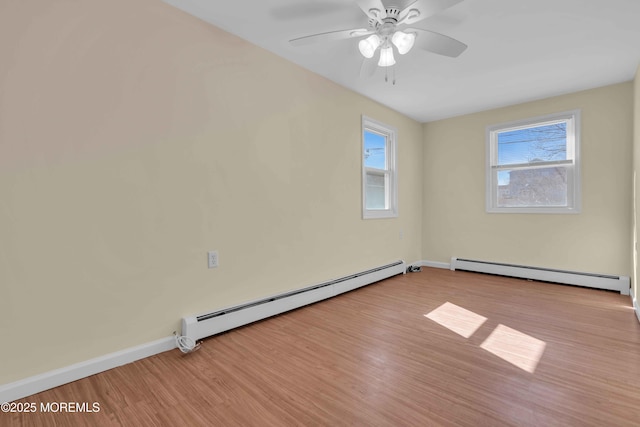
left=4, top=268, right=640, bottom=426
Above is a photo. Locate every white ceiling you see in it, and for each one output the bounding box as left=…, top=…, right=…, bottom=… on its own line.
left=162, top=0, right=640, bottom=122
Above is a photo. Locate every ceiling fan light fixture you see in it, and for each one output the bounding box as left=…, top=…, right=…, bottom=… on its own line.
left=392, top=31, right=416, bottom=55
left=378, top=46, right=396, bottom=67
left=358, top=34, right=381, bottom=59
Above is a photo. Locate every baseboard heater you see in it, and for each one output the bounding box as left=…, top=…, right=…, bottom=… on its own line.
left=450, top=257, right=629, bottom=295
left=182, top=261, right=406, bottom=342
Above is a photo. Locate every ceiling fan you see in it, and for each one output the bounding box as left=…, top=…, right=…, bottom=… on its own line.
left=289, top=0, right=467, bottom=73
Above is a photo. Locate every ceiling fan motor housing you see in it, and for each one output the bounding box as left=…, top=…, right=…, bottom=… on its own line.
left=368, top=7, right=401, bottom=27
left=384, top=7, right=401, bottom=20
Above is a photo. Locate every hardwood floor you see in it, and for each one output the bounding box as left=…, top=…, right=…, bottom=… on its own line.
left=5, top=268, right=640, bottom=426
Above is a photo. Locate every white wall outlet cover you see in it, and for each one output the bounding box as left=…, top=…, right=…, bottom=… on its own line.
left=208, top=251, right=219, bottom=268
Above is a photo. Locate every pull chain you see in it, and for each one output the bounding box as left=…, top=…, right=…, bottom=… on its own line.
left=384, top=65, right=397, bottom=85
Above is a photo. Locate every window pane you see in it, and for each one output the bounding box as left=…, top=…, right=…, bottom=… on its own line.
left=365, top=172, right=386, bottom=209
left=362, top=115, right=397, bottom=218
left=364, top=130, right=386, bottom=169
left=498, top=122, right=567, bottom=166
left=497, top=166, right=568, bottom=207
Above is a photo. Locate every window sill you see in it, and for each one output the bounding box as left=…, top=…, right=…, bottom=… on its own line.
left=363, top=210, right=398, bottom=219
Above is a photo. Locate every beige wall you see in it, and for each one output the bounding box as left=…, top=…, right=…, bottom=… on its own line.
left=0, top=0, right=423, bottom=384
left=633, top=66, right=640, bottom=301
left=422, top=83, right=633, bottom=277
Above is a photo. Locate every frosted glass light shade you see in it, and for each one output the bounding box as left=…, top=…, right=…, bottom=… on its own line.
left=378, top=46, right=396, bottom=67
left=391, top=31, right=416, bottom=55
left=358, top=34, right=381, bottom=59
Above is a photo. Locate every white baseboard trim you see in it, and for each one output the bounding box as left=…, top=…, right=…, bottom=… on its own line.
left=417, top=260, right=451, bottom=270
left=632, top=287, right=640, bottom=324
left=0, top=336, right=176, bottom=403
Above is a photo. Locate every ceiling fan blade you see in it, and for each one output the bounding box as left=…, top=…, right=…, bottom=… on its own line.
left=355, top=0, right=387, bottom=23
left=359, top=57, right=378, bottom=78
left=398, top=0, right=464, bottom=25
left=289, top=28, right=372, bottom=47
left=409, top=28, right=467, bottom=57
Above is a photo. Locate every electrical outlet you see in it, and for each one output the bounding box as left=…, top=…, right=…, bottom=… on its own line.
left=208, top=250, right=219, bottom=268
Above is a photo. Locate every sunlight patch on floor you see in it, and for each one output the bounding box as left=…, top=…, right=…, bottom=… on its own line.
left=480, top=324, right=546, bottom=373
left=424, top=303, right=547, bottom=373
left=424, top=302, right=487, bottom=338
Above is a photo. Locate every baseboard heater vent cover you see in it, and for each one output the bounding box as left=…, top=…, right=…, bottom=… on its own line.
left=182, top=261, right=405, bottom=342
left=450, top=257, right=629, bottom=295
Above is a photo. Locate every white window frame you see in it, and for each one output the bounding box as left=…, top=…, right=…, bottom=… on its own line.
left=486, top=109, right=581, bottom=214
left=362, top=115, right=398, bottom=219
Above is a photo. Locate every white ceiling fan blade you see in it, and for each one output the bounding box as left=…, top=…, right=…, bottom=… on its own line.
left=355, top=0, right=387, bottom=23
left=398, top=0, right=464, bottom=25
left=289, top=28, right=372, bottom=47
left=359, top=57, right=378, bottom=78
left=409, top=28, right=467, bottom=57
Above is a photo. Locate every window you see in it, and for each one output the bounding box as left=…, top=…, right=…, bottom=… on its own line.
left=486, top=110, right=581, bottom=214
left=362, top=116, right=397, bottom=219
